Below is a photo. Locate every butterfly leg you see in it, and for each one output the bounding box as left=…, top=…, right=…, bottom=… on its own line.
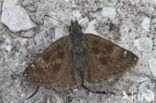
left=26, top=85, right=39, bottom=99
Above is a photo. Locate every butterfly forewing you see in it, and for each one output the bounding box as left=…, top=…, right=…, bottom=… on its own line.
left=86, top=34, right=138, bottom=75
left=23, top=37, right=80, bottom=86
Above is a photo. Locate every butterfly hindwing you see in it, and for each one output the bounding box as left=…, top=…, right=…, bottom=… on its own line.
left=86, top=34, right=138, bottom=75
left=83, top=55, right=108, bottom=85
left=55, top=52, right=81, bottom=88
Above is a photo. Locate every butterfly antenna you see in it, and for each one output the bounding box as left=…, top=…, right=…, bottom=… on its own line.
left=44, top=14, right=68, bottom=26
left=26, top=86, right=40, bottom=99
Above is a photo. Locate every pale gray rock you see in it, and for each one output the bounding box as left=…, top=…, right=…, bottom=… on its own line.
left=1, top=0, right=36, bottom=32
left=142, top=0, right=156, bottom=4
left=84, top=20, right=100, bottom=35
left=137, top=80, right=155, bottom=102
left=141, top=17, right=150, bottom=31
left=129, top=0, right=140, bottom=5
left=148, top=58, right=156, bottom=78
left=134, top=37, right=153, bottom=52
left=151, top=0, right=156, bottom=4
left=101, top=7, right=116, bottom=20
left=72, top=10, right=82, bottom=20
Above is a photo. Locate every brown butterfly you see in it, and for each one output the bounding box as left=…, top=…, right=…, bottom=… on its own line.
left=23, top=20, right=138, bottom=91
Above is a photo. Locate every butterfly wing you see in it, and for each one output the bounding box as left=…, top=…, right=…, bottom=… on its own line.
left=84, top=34, right=138, bottom=84
left=55, top=53, right=81, bottom=88
left=23, top=36, right=80, bottom=88
left=83, top=57, right=108, bottom=84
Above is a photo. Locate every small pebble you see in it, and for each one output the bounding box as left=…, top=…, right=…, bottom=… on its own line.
left=134, top=37, right=153, bottom=52
left=1, top=0, right=36, bottom=32
left=85, top=20, right=100, bottom=35
left=101, top=7, right=116, bottom=20
left=141, top=17, right=150, bottom=31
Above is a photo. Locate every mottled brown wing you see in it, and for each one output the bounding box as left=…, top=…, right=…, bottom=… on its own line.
left=23, top=36, right=80, bottom=88
left=84, top=56, right=108, bottom=84
left=55, top=54, right=81, bottom=88
left=86, top=34, right=138, bottom=76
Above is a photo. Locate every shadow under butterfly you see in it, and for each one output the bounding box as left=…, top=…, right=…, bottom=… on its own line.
left=23, top=20, right=138, bottom=98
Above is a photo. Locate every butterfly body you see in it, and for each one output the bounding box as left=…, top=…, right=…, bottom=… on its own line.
left=67, top=30, right=88, bottom=84
left=23, top=20, right=138, bottom=90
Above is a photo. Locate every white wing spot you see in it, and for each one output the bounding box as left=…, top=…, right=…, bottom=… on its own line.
left=23, top=73, right=28, bottom=77
left=31, top=64, right=36, bottom=68
left=134, top=57, right=137, bottom=60
left=123, top=51, right=127, bottom=56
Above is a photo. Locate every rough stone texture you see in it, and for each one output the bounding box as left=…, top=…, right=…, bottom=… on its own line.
left=0, top=0, right=156, bottom=103
left=101, top=7, right=116, bottom=20
left=134, top=37, right=153, bottom=53
left=84, top=19, right=100, bottom=35
left=141, top=17, right=151, bottom=31
left=148, top=58, right=156, bottom=78
left=1, top=0, right=36, bottom=32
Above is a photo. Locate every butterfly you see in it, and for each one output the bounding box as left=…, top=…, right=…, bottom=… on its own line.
left=23, top=20, right=138, bottom=90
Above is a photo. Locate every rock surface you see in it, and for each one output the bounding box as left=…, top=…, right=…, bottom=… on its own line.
left=1, top=0, right=36, bottom=32
left=148, top=58, right=156, bottom=78
left=101, top=7, right=116, bottom=20
left=134, top=37, right=153, bottom=52
left=141, top=17, right=150, bottom=31
left=0, top=0, right=155, bottom=103
left=84, top=19, right=100, bottom=35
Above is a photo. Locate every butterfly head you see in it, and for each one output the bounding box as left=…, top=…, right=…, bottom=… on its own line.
left=69, top=20, right=82, bottom=35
